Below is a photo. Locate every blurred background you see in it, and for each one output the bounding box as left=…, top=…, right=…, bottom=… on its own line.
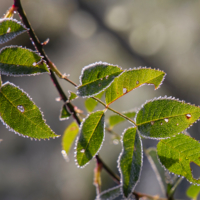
left=1, top=0, right=200, bottom=199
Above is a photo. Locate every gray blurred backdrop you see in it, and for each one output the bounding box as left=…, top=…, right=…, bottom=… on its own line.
left=1, top=0, right=200, bottom=199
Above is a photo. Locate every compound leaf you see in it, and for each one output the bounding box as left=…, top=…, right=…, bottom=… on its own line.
left=118, top=127, right=142, bottom=198
left=59, top=104, right=71, bottom=121
left=145, top=148, right=166, bottom=195
left=136, top=97, right=200, bottom=139
left=96, top=186, right=122, bottom=200
left=75, top=110, right=105, bottom=167
left=62, top=121, right=79, bottom=155
left=105, top=68, right=165, bottom=105
left=157, top=134, right=200, bottom=185
left=77, top=62, right=122, bottom=97
left=187, top=185, right=200, bottom=199
left=0, top=82, right=58, bottom=139
left=0, top=46, right=49, bottom=76
left=85, top=91, right=104, bottom=113
left=0, top=19, right=27, bottom=44
left=109, top=111, right=136, bottom=128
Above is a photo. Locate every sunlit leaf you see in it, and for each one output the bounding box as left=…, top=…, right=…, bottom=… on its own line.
left=136, top=97, right=200, bottom=139
left=59, top=104, right=71, bottom=121
left=157, top=134, right=200, bottom=185
left=75, top=110, right=105, bottom=167
left=0, top=19, right=27, bottom=44
left=187, top=185, right=200, bottom=199
left=145, top=148, right=166, bottom=195
left=69, top=91, right=78, bottom=101
left=109, top=111, right=136, bottom=128
left=0, top=82, right=58, bottom=139
left=96, top=186, right=122, bottom=200
left=105, top=68, right=165, bottom=105
left=77, top=62, right=122, bottom=97
left=62, top=121, right=79, bottom=155
left=0, top=46, right=49, bottom=76
left=118, top=127, right=142, bottom=198
left=85, top=91, right=104, bottom=113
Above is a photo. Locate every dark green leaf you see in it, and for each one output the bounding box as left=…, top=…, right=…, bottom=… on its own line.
left=96, top=186, right=122, bottom=200
left=75, top=110, right=105, bottom=167
left=0, top=19, right=27, bottom=44
left=145, top=148, right=166, bottom=195
left=59, top=105, right=71, bottom=121
left=109, top=111, right=136, bottom=128
left=105, top=68, right=165, bottom=105
left=0, top=46, right=49, bottom=76
left=0, top=82, right=58, bottom=139
left=157, top=134, right=200, bottom=185
left=136, top=97, right=200, bottom=138
left=85, top=91, right=104, bottom=113
left=118, top=127, right=142, bottom=198
left=62, top=121, right=79, bottom=157
left=187, top=185, right=200, bottom=199
left=77, top=62, right=122, bottom=97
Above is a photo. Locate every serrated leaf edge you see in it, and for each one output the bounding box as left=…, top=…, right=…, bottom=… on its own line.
left=74, top=110, right=106, bottom=168
left=0, top=81, right=59, bottom=140
left=136, top=96, right=200, bottom=140
left=117, top=127, right=143, bottom=198
left=77, top=61, right=123, bottom=98
left=0, top=45, right=50, bottom=76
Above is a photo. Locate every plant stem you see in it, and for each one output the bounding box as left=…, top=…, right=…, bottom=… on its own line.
left=14, top=0, right=81, bottom=125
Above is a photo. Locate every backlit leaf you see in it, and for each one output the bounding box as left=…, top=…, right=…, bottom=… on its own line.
left=77, top=62, right=122, bottom=97
left=136, top=97, right=200, bottom=139
left=96, top=186, right=122, bottom=200
left=0, top=82, right=58, bottom=139
left=118, top=127, right=142, bottom=198
left=0, top=46, right=49, bottom=76
left=62, top=121, right=79, bottom=155
left=0, top=19, right=27, bottom=44
left=187, top=185, right=200, bottom=199
left=59, top=105, right=71, bottom=121
left=109, top=111, right=136, bottom=128
left=85, top=91, right=104, bottom=113
left=105, top=68, right=165, bottom=105
left=157, top=134, right=200, bottom=185
left=145, top=148, right=166, bottom=195
left=75, top=110, right=105, bottom=167
left=69, top=91, right=78, bottom=101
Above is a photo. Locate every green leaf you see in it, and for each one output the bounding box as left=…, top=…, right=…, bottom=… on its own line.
left=75, top=110, right=105, bottom=167
left=59, top=104, right=71, bottom=121
left=69, top=91, right=78, bottom=101
left=62, top=121, right=79, bottom=156
left=0, top=82, right=58, bottom=139
left=85, top=91, right=104, bottom=113
left=96, top=186, right=122, bottom=200
left=157, top=134, right=200, bottom=185
left=136, top=97, right=200, bottom=139
left=145, top=148, right=166, bottom=195
left=0, top=46, right=49, bottom=76
left=0, top=19, right=27, bottom=44
left=77, top=62, right=123, bottom=97
left=118, top=127, right=142, bottom=198
left=105, top=68, right=165, bottom=105
left=187, top=185, right=200, bottom=199
left=109, top=110, right=136, bottom=128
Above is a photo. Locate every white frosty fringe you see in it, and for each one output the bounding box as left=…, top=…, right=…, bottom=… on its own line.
left=59, top=104, right=71, bottom=121
left=68, top=90, right=78, bottom=101
left=135, top=96, right=200, bottom=140
left=96, top=185, right=122, bottom=200
left=0, top=81, right=59, bottom=140
left=0, top=18, right=28, bottom=44
left=0, top=45, right=50, bottom=77
left=117, top=127, right=143, bottom=198
left=76, top=61, right=123, bottom=98
left=74, top=110, right=106, bottom=168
